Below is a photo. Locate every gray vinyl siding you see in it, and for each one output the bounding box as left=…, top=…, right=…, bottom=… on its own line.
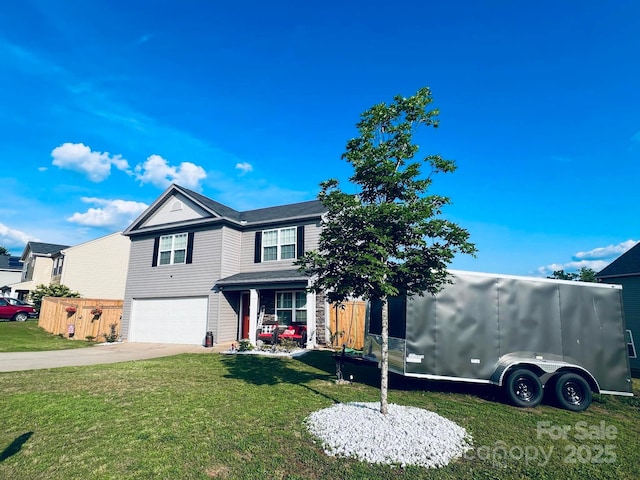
left=122, top=228, right=225, bottom=340
left=304, top=220, right=322, bottom=251
left=601, top=276, right=640, bottom=373
left=239, top=220, right=323, bottom=272
left=216, top=291, right=241, bottom=342
left=122, top=216, right=324, bottom=343
left=220, top=227, right=242, bottom=278
left=212, top=227, right=243, bottom=342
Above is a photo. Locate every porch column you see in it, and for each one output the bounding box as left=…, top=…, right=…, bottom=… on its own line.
left=248, top=288, right=259, bottom=346
left=306, top=289, right=316, bottom=348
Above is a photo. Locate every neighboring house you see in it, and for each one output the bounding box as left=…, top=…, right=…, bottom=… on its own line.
left=51, top=232, right=131, bottom=299
left=121, top=183, right=328, bottom=346
left=10, top=242, right=70, bottom=301
left=0, top=255, right=23, bottom=296
left=597, top=241, right=640, bottom=374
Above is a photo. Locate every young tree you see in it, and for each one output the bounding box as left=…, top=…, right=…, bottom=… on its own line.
left=297, top=87, right=476, bottom=414
left=577, top=267, right=598, bottom=282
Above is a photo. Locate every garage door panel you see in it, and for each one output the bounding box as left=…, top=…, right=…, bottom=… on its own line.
left=130, top=297, right=208, bottom=345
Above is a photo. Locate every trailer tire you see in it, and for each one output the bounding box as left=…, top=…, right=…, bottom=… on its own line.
left=505, top=369, right=543, bottom=408
left=554, top=373, right=592, bottom=412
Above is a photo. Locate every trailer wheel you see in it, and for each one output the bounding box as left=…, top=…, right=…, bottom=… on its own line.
left=505, top=369, right=543, bottom=408
left=554, top=373, right=592, bottom=412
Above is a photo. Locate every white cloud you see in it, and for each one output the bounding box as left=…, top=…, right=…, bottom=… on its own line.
left=574, top=240, right=638, bottom=261
left=536, top=260, right=609, bottom=277
left=536, top=240, right=638, bottom=277
left=38, top=166, right=47, bottom=172
left=134, top=154, right=207, bottom=191
left=0, top=222, right=39, bottom=246
left=67, top=197, right=148, bottom=227
left=235, top=162, right=253, bottom=175
left=51, top=142, right=131, bottom=182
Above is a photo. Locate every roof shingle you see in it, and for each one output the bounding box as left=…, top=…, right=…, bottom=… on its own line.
left=597, top=241, right=640, bottom=278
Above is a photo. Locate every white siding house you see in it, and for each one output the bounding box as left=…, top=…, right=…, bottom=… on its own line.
left=10, top=242, right=70, bottom=300
left=54, top=232, right=131, bottom=299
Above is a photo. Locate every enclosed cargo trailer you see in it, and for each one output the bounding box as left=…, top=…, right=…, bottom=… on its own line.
left=363, top=270, right=633, bottom=411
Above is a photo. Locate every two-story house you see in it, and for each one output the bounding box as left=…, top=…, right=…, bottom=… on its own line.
left=10, top=242, right=70, bottom=301
left=121, top=183, right=328, bottom=346
left=9, top=234, right=131, bottom=302
left=0, top=255, right=23, bottom=296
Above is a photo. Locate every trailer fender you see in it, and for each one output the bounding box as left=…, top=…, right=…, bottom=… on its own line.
left=491, top=353, right=600, bottom=393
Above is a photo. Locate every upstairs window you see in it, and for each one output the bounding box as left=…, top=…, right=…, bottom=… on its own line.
left=152, top=232, right=194, bottom=267
left=52, top=256, right=64, bottom=276
left=262, top=227, right=296, bottom=261
left=159, top=233, right=187, bottom=265
left=254, top=226, right=305, bottom=263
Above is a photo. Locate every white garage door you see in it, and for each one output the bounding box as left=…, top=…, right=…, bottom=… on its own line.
left=129, top=297, right=208, bottom=345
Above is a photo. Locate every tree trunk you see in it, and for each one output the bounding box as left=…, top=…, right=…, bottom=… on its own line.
left=380, top=298, right=389, bottom=415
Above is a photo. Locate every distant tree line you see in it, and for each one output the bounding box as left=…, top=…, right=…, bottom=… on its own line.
left=547, top=267, right=598, bottom=282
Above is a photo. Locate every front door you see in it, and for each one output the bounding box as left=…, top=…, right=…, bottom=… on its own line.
left=240, top=293, right=250, bottom=339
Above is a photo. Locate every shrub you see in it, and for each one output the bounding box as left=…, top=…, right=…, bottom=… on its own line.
left=102, top=323, right=119, bottom=343
left=30, top=284, right=81, bottom=312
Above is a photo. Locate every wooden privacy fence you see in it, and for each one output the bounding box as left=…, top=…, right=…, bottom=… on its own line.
left=39, top=297, right=123, bottom=341
left=329, top=300, right=366, bottom=350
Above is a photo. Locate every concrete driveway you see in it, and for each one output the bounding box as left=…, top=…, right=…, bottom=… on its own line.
left=0, top=342, right=224, bottom=372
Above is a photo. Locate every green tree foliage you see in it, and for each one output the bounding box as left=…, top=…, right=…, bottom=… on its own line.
left=548, top=270, right=577, bottom=281
left=29, top=284, right=81, bottom=311
left=297, top=87, right=476, bottom=413
left=0, top=246, right=10, bottom=256
left=577, top=267, right=598, bottom=282
left=547, top=267, right=597, bottom=282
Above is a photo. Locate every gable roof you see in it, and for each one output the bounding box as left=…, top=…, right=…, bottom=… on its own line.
left=597, top=241, right=640, bottom=278
left=23, top=242, right=70, bottom=257
left=239, top=200, right=327, bottom=224
left=125, top=184, right=326, bottom=235
left=179, top=186, right=243, bottom=222
left=178, top=185, right=325, bottom=224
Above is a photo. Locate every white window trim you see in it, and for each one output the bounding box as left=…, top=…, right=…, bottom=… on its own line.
left=275, top=290, right=307, bottom=325
left=52, top=256, right=64, bottom=276
left=627, top=329, right=637, bottom=358
left=158, top=233, right=188, bottom=265
left=262, top=227, right=296, bottom=262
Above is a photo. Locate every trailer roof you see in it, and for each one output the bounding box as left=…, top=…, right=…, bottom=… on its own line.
left=448, top=269, right=622, bottom=289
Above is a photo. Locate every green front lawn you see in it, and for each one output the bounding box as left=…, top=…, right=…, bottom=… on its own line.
left=1, top=351, right=638, bottom=479
left=0, top=319, right=94, bottom=352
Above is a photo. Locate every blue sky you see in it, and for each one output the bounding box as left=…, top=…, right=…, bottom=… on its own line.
left=0, top=1, right=638, bottom=276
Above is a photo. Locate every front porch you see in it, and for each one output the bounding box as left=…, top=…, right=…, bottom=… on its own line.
left=215, top=269, right=326, bottom=348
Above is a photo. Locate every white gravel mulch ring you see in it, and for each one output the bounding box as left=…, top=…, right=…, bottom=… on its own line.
left=305, top=402, right=473, bottom=468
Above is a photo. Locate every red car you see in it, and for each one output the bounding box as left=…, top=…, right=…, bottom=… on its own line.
left=0, top=297, right=38, bottom=321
